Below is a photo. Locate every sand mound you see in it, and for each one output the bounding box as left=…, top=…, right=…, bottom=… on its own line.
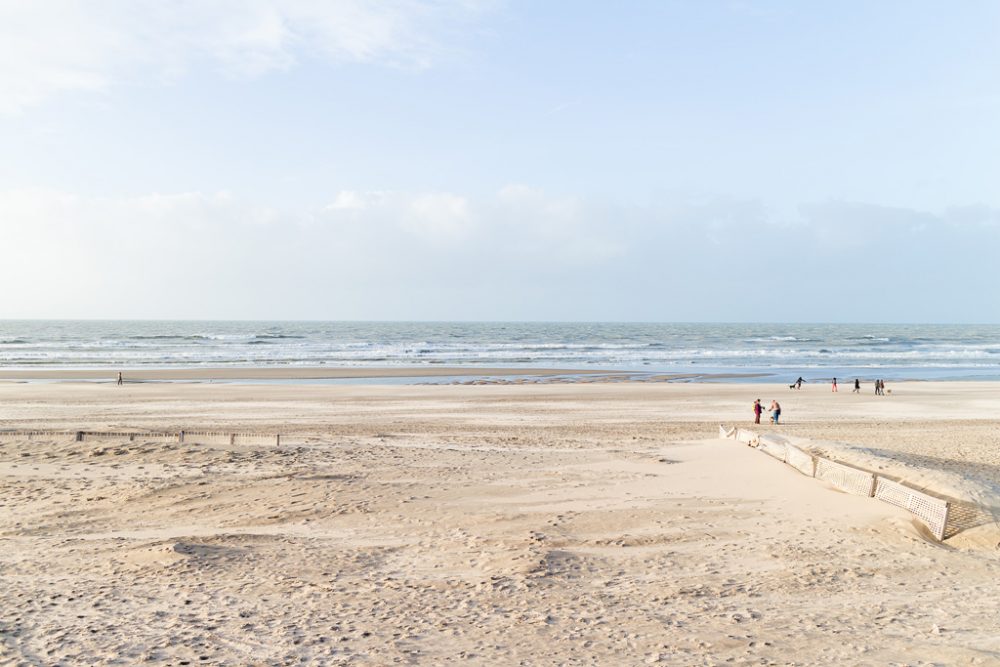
left=945, top=522, right=1000, bottom=551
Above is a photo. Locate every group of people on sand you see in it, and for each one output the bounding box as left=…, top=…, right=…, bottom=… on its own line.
left=842, top=377, right=887, bottom=394
left=829, top=377, right=888, bottom=394
left=752, top=398, right=780, bottom=425
left=756, top=376, right=891, bottom=424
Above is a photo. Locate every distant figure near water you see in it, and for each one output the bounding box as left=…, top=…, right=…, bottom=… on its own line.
left=753, top=399, right=763, bottom=424
left=117, top=372, right=123, bottom=386
left=795, top=377, right=804, bottom=389
left=853, top=378, right=860, bottom=393
left=831, top=377, right=838, bottom=392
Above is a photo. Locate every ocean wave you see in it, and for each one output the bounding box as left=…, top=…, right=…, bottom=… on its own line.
left=129, top=334, right=215, bottom=340
left=1, top=322, right=999, bottom=374
left=745, top=336, right=822, bottom=343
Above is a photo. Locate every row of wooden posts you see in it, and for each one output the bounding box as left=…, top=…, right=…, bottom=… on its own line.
left=0, top=430, right=280, bottom=446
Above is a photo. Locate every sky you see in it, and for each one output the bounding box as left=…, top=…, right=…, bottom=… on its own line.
left=1, top=0, right=999, bottom=322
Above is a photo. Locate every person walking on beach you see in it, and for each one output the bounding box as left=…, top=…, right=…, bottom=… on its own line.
left=875, top=379, right=884, bottom=396
left=853, top=378, right=860, bottom=393
left=753, top=399, right=763, bottom=424
left=795, top=377, right=804, bottom=389
left=769, top=400, right=781, bottom=424
left=117, top=372, right=123, bottom=386
left=832, top=377, right=838, bottom=392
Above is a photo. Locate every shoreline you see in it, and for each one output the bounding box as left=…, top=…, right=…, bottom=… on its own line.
left=1, top=365, right=996, bottom=385
left=0, top=366, right=609, bottom=381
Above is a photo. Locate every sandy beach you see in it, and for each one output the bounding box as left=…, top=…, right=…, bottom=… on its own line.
left=8, top=0, right=1000, bottom=664
left=2, top=377, right=999, bottom=665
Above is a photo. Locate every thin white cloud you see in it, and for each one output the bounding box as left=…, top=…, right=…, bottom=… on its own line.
left=0, top=0, right=489, bottom=114
left=404, top=193, right=472, bottom=241
left=0, top=186, right=626, bottom=317
left=4, top=187, right=999, bottom=320
left=325, top=190, right=374, bottom=211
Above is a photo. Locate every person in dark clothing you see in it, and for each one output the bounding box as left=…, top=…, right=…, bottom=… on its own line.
left=753, top=399, right=763, bottom=424
left=853, top=378, right=860, bottom=393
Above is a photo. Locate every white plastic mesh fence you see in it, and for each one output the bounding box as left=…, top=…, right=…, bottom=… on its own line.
left=233, top=433, right=281, bottom=445
left=784, top=443, right=816, bottom=477
left=874, top=477, right=949, bottom=540
left=180, top=431, right=279, bottom=445
left=717, top=426, right=955, bottom=540
left=79, top=431, right=177, bottom=442
left=140, top=433, right=181, bottom=443
left=815, top=458, right=875, bottom=497
left=180, top=431, right=233, bottom=445
left=757, top=436, right=786, bottom=462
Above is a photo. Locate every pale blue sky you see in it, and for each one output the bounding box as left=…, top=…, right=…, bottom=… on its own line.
left=1, top=1, right=999, bottom=321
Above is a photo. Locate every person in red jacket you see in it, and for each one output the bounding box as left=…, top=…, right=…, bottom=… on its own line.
left=753, top=399, right=763, bottom=424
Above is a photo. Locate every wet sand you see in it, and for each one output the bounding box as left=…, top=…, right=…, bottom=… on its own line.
left=0, top=366, right=608, bottom=381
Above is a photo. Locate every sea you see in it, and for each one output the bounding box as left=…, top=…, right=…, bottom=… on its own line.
left=0, top=321, right=999, bottom=383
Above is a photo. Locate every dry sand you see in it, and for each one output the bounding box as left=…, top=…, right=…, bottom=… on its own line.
left=1, top=379, right=999, bottom=665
